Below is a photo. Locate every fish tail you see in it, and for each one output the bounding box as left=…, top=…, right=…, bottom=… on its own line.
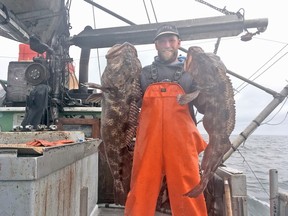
left=86, top=93, right=103, bottom=103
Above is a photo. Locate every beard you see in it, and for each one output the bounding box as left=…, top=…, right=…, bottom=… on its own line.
left=158, top=49, right=178, bottom=64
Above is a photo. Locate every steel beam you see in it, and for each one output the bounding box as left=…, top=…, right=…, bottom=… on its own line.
left=70, top=15, right=268, bottom=49
left=0, top=2, right=30, bottom=43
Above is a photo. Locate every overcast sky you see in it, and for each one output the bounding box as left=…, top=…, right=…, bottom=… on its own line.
left=0, top=0, right=287, bottom=136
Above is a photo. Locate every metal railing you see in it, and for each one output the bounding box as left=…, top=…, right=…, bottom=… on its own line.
left=269, top=169, right=288, bottom=216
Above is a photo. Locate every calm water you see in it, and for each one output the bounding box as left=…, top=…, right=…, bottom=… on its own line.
left=222, top=135, right=288, bottom=215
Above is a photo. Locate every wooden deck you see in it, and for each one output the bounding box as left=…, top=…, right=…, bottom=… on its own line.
left=94, top=205, right=171, bottom=215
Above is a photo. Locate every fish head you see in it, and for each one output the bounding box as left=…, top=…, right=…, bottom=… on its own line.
left=185, top=46, right=221, bottom=87
left=101, top=42, right=142, bottom=95
left=106, top=42, right=138, bottom=59
left=184, top=46, right=204, bottom=77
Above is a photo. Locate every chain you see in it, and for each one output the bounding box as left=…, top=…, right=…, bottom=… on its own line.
left=195, top=0, right=246, bottom=54
left=195, top=0, right=237, bottom=16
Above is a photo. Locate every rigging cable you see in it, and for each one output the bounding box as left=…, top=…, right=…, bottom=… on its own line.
left=91, top=0, right=102, bottom=82
left=193, top=0, right=239, bottom=55
left=235, top=43, right=288, bottom=94
left=235, top=146, right=270, bottom=198
left=235, top=50, right=288, bottom=94
left=142, top=0, right=151, bottom=23
left=150, top=0, right=158, bottom=23
left=195, top=0, right=238, bottom=16
left=262, top=96, right=288, bottom=126
left=213, top=37, right=221, bottom=54
left=194, top=0, right=288, bottom=97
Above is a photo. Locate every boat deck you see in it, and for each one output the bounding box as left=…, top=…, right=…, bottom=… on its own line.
left=94, top=205, right=171, bottom=215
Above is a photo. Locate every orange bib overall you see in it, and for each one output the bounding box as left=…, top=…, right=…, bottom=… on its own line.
left=125, top=82, right=208, bottom=216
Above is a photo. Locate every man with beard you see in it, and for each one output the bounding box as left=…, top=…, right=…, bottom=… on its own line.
left=124, top=24, right=208, bottom=216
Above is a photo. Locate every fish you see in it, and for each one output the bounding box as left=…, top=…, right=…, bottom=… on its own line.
left=177, top=46, right=236, bottom=198
left=84, top=42, right=142, bottom=205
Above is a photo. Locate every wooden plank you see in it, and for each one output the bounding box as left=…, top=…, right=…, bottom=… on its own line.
left=0, top=144, right=44, bottom=154
left=80, top=187, right=88, bottom=216
left=57, top=118, right=100, bottom=138
left=95, top=205, right=171, bottom=215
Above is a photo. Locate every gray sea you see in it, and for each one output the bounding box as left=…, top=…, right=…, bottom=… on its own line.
left=222, top=135, right=288, bottom=216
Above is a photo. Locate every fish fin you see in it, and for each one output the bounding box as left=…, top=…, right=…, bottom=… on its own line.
left=183, top=182, right=205, bottom=198
left=82, top=82, right=114, bottom=93
left=81, top=82, right=100, bottom=89
left=86, top=93, right=103, bottom=103
left=177, top=90, right=200, bottom=105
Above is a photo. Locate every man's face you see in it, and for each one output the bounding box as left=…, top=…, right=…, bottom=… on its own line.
left=155, top=34, right=181, bottom=64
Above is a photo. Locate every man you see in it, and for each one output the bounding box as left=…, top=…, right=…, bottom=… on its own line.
left=21, top=83, right=50, bottom=129
left=124, top=24, right=208, bottom=216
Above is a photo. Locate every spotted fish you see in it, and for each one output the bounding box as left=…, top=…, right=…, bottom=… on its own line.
left=177, top=46, right=236, bottom=198
left=85, top=42, right=142, bottom=205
